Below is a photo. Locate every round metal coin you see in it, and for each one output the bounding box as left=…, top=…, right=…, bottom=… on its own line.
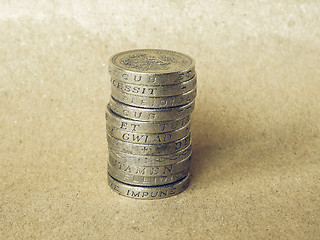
left=108, top=164, right=189, bottom=186
left=109, top=49, right=195, bottom=86
left=111, top=88, right=196, bottom=109
left=106, top=122, right=190, bottom=144
left=107, top=133, right=191, bottom=156
left=108, top=143, right=192, bottom=166
left=108, top=173, right=190, bottom=200
left=109, top=75, right=197, bottom=97
left=109, top=98, right=195, bottom=121
left=108, top=154, right=191, bottom=176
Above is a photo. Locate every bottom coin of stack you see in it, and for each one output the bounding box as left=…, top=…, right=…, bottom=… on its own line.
left=106, top=104, right=192, bottom=199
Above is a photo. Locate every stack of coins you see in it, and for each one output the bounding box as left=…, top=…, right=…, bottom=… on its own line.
left=106, top=49, right=196, bottom=199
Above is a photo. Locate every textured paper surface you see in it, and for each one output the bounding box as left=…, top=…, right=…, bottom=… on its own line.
left=1, top=1, right=320, bottom=239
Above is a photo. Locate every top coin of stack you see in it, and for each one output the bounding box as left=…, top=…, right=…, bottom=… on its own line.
left=106, top=49, right=196, bottom=199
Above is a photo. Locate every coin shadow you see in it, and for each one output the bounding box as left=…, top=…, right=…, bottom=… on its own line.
left=189, top=103, right=305, bottom=187
left=190, top=111, right=217, bottom=183
left=189, top=106, right=242, bottom=184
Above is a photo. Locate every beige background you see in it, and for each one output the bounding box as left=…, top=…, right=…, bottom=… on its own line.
left=1, top=1, right=320, bottom=239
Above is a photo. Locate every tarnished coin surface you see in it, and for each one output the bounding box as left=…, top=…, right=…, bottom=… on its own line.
left=109, top=49, right=195, bottom=85
left=108, top=143, right=192, bottom=166
left=111, top=88, right=196, bottom=108
left=106, top=106, right=190, bottom=133
left=109, top=75, right=197, bottom=97
left=108, top=174, right=190, bottom=200
left=107, top=122, right=190, bottom=144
